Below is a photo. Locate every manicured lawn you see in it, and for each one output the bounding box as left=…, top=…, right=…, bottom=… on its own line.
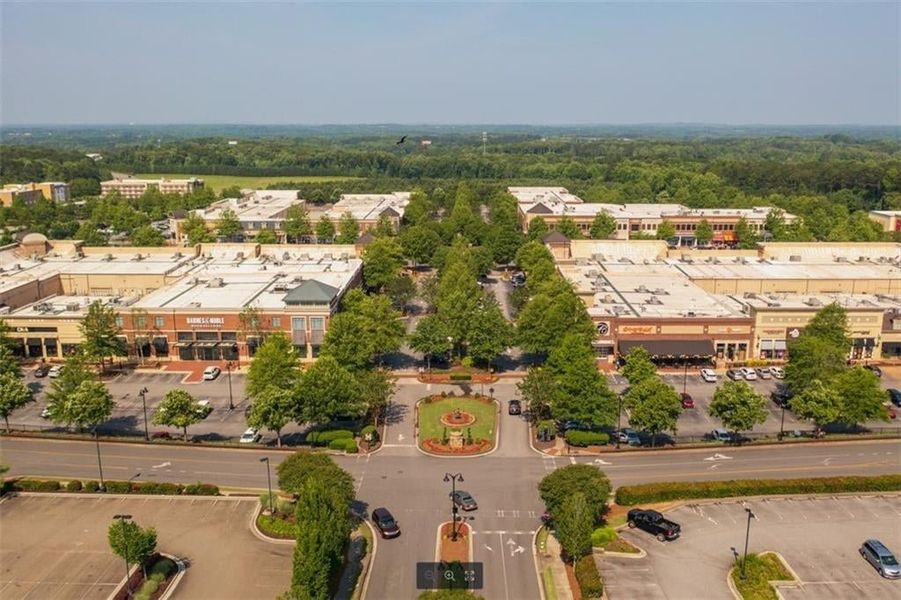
left=418, top=396, right=497, bottom=446
left=134, top=173, right=358, bottom=192
left=542, top=567, right=559, bottom=600
left=731, top=553, right=795, bottom=600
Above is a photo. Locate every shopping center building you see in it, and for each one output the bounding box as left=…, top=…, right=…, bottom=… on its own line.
left=0, top=235, right=362, bottom=362
left=549, top=236, right=901, bottom=364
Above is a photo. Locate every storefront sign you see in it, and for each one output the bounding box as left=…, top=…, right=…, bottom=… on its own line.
left=620, top=325, right=655, bottom=335
left=596, top=322, right=610, bottom=336
left=785, top=327, right=803, bottom=339
left=761, top=328, right=783, bottom=335
left=186, top=317, right=225, bottom=327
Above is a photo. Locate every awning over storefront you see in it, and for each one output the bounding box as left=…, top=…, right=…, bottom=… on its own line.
left=618, top=339, right=715, bottom=358
left=774, top=340, right=787, bottom=351
left=591, top=340, right=615, bottom=347
left=852, top=338, right=876, bottom=348
left=759, top=341, right=774, bottom=350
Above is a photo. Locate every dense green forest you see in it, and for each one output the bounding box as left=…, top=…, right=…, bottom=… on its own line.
left=1, top=133, right=899, bottom=245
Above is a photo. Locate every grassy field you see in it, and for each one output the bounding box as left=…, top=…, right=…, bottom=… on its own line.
left=731, top=553, right=795, bottom=600
left=418, top=397, right=497, bottom=444
left=134, top=173, right=358, bottom=192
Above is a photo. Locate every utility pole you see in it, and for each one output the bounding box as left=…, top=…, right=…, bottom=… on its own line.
left=139, top=387, right=149, bottom=441
left=741, top=507, right=756, bottom=579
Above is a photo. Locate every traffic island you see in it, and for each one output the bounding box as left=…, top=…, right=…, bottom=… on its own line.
left=727, top=552, right=799, bottom=600
left=111, top=553, right=185, bottom=600
left=438, top=521, right=472, bottom=563
left=417, top=395, right=497, bottom=456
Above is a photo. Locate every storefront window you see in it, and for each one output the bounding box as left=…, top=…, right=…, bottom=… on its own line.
left=178, top=345, right=194, bottom=360
left=154, top=316, right=165, bottom=328
left=177, top=332, right=193, bottom=342
left=195, top=331, right=219, bottom=341
left=153, top=337, right=169, bottom=357
left=221, top=332, right=237, bottom=341
left=44, top=338, right=58, bottom=358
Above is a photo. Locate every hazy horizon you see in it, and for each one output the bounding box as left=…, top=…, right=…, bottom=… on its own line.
left=2, top=2, right=898, bottom=126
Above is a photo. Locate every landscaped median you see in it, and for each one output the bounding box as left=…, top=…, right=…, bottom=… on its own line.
left=614, top=474, right=901, bottom=505
left=417, top=394, right=497, bottom=456
left=729, top=552, right=798, bottom=600
left=3, top=478, right=219, bottom=495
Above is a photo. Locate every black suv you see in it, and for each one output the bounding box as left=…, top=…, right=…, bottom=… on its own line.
left=33, top=364, right=50, bottom=377
left=627, top=509, right=681, bottom=541
left=888, top=388, right=901, bottom=408
left=372, top=507, right=400, bottom=539
left=508, top=400, right=522, bottom=415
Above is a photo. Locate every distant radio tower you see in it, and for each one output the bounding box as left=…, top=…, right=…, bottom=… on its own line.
left=481, top=131, right=487, bottom=156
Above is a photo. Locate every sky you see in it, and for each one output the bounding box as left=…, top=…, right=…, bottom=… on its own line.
left=1, top=1, right=898, bottom=125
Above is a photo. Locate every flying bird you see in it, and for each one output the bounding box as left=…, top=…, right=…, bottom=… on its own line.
left=396, top=135, right=407, bottom=145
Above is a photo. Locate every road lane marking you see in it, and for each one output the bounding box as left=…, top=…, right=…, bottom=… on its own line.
left=497, top=532, right=511, bottom=600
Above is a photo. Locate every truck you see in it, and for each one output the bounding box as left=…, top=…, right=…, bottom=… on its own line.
left=627, top=508, right=681, bottom=541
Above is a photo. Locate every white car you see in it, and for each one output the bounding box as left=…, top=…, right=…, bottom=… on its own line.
left=756, top=367, right=772, bottom=380
left=700, top=368, right=718, bottom=383
left=48, top=365, right=63, bottom=378
left=202, top=366, right=221, bottom=380
left=770, top=367, right=785, bottom=379
left=239, top=428, right=261, bottom=444
left=740, top=367, right=758, bottom=380
left=41, top=407, right=52, bottom=419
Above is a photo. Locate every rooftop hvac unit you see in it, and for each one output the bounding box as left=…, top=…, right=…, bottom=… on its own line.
left=104, top=254, right=114, bottom=261
left=645, top=296, right=663, bottom=305
left=272, top=283, right=289, bottom=292
left=834, top=256, right=848, bottom=263
left=643, top=259, right=650, bottom=265
left=587, top=269, right=598, bottom=278
left=189, top=302, right=202, bottom=308
left=636, top=285, right=649, bottom=293
left=789, top=255, right=801, bottom=262
left=743, top=292, right=757, bottom=299
left=685, top=311, right=696, bottom=317
left=339, top=253, right=349, bottom=261
left=653, top=288, right=667, bottom=295
left=323, top=253, right=333, bottom=260
left=132, top=253, right=144, bottom=261
left=766, top=301, right=781, bottom=308
left=592, top=253, right=606, bottom=262
left=292, top=276, right=304, bottom=283
left=207, top=278, right=224, bottom=288
left=805, top=297, right=823, bottom=307
left=283, top=252, right=291, bottom=261
left=0, top=306, right=10, bottom=315
left=174, top=252, right=183, bottom=258
left=857, top=256, right=869, bottom=263
left=66, top=302, right=81, bottom=312
left=236, top=252, right=244, bottom=260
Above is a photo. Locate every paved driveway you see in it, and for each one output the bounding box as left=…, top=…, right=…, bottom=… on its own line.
left=598, top=495, right=901, bottom=600
left=0, top=494, right=291, bottom=600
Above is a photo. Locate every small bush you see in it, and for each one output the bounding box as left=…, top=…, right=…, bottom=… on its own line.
left=66, top=480, right=83, bottom=492
left=14, top=479, right=61, bottom=492
left=310, top=429, right=354, bottom=446
left=615, top=474, right=901, bottom=505
left=328, top=438, right=346, bottom=450
left=104, top=480, right=132, bottom=494
left=276, top=498, right=296, bottom=516
left=343, top=438, right=359, bottom=453
left=536, top=420, right=556, bottom=440
left=361, top=425, right=379, bottom=442
left=574, top=554, right=604, bottom=599
left=565, top=430, right=610, bottom=447
left=590, top=527, right=618, bottom=547
left=449, top=373, right=471, bottom=381
left=83, top=480, right=100, bottom=492
left=134, top=579, right=159, bottom=600
left=148, top=558, right=177, bottom=579
left=256, top=513, right=298, bottom=539
left=183, top=483, right=219, bottom=496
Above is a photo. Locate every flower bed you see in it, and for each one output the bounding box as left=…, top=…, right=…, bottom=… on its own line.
left=418, top=396, right=497, bottom=455
left=422, top=438, right=493, bottom=455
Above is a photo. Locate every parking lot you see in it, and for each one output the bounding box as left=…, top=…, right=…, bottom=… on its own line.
left=598, top=495, right=901, bottom=600
left=0, top=494, right=291, bottom=599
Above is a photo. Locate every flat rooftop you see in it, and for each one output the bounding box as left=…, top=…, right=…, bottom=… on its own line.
left=738, top=292, right=901, bottom=312
left=8, top=294, right=131, bottom=319
left=325, top=192, right=411, bottom=222
left=196, top=190, right=302, bottom=222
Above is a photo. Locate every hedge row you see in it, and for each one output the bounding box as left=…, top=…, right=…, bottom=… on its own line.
left=307, top=429, right=354, bottom=446
left=449, top=373, right=471, bottom=381
left=6, top=478, right=219, bottom=496
left=565, top=430, right=610, bottom=447
left=615, top=475, right=901, bottom=505
left=574, top=554, right=604, bottom=599
left=328, top=438, right=359, bottom=453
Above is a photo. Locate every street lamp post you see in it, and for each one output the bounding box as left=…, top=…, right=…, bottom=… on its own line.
left=779, top=404, right=786, bottom=441
left=444, top=472, right=464, bottom=542
left=226, top=361, right=235, bottom=411
left=616, top=395, right=623, bottom=449
left=447, top=337, right=454, bottom=364
left=260, top=457, right=274, bottom=521
left=741, top=507, right=756, bottom=579
left=94, top=426, right=106, bottom=492
left=113, top=514, right=133, bottom=597
left=139, top=387, right=149, bottom=441
left=682, top=362, right=688, bottom=394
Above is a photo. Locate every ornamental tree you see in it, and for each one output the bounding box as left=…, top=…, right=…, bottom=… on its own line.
left=246, top=385, right=294, bottom=447
left=708, top=380, right=768, bottom=439
left=153, top=389, right=206, bottom=441
left=108, top=519, right=157, bottom=578
left=538, top=464, right=610, bottom=522
left=624, top=377, right=682, bottom=446
left=0, top=372, right=34, bottom=432
left=49, top=379, right=114, bottom=434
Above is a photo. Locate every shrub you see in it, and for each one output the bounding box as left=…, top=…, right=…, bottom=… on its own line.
left=449, top=373, right=471, bottom=381
left=14, top=479, right=61, bottom=492
left=104, top=480, right=132, bottom=494
left=132, top=482, right=183, bottom=495
left=539, top=465, right=611, bottom=522
left=256, top=513, right=298, bottom=539
left=361, top=425, right=379, bottom=442
left=310, top=429, right=354, bottom=446
left=66, top=480, right=83, bottom=492
left=615, top=474, right=901, bottom=505
left=343, top=438, right=359, bottom=453
left=328, top=438, right=346, bottom=450
left=574, top=554, right=603, bottom=599
left=149, top=558, right=177, bottom=579
left=536, top=420, right=556, bottom=440
left=134, top=578, right=159, bottom=600
left=83, top=480, right=100, bottom=492
left=590, top=527, right=617, bottom=547
left=183, top=483, right=219, bottom=496
left=276, top=498, right=296, bottom=516
left=565, top=430, right=610, bottom=447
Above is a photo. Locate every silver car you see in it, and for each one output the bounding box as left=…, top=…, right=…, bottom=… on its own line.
left=860, top=539, right=901, bottom=579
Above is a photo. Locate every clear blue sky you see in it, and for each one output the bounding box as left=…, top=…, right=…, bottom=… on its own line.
left=1, top=1, right=898, bottom=125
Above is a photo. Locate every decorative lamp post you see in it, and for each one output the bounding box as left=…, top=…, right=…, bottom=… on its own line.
left=113, top=514, right=133, bottom=597
left=741, top=507, right=756, bottom=579
left=443, top=472, right=464, bottom=541
left=260, top=457, right=274, bottom=521
left=226, top=361, right=235, bottom=411
left=139, top=387, right=149, bottom=441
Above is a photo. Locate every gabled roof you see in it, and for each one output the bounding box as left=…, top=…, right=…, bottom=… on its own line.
left=543, top=231, right=570, bottom=243
left=283, top=279, right=339, bottom=305
left=380, top=207, right=400, bottom=218
left=357, top=232, right=376, bottom=245
left=527, top=203, right=553, bottom=215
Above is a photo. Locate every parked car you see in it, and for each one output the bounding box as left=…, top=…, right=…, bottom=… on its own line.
left=726, top=369, right=743, bottom=380
left=771, top=388, right=792, bottom=409
left=680, top=393, right=695, bottom=409
left=34, top=364, right=51, bottom=377
left=48, top=365, right=63, bottom=378
left=886, top=404, right=897, bottom=420
left=194, top=399, right=213, bottom=418
left=888, top=389, right=901, bottom=408
left=202, top=366, right=221, bottom=380
left=711, top=428, right=732, bottom=442
left=511, top=272, right=526, bottom=288
left=755, top=367, right=772, bottom=379
left=372, top=507, right=401, bottom=539
left=450, top=490, right=478, bottom=511
left=739, top=367, right=757, bottom=380
left=40, top=407, right=51, bottom=419
left=700, top=368, right=718, bottom=383
left=769, top=366, right=785, bottom=379
left=151, top=431, right=172, bottom=440
left=864, top=365, right=883, bottom=378
left=616, top=428, right=641, bottom=446
left=560, top=420, right=592, bottom=432
left=239, top=428, right=261, bottom=444
left=508, top=399, right=522, bottom=415
left=860, top=539, right=901, bottom=579
left=627, top=508, right=681, bottom=541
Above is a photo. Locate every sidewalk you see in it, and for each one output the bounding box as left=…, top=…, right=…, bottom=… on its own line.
left=539, top=531, right=574, bottom=600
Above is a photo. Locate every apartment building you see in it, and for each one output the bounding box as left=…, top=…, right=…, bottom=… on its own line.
left=0, top=182, right=70, bottom=207
left=509, top=186, right=796, bottom=245
left=101, top=177, right=205, bottom=199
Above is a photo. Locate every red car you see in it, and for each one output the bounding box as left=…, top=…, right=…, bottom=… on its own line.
left=680, top=393, right=695, bottom=409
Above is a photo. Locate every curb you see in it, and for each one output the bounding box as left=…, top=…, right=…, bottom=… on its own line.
left=358, top=519, right=378, bottom=600
left=532, top=528, right=546, bottom=600
left=157, top=554, right=188, bottom=600
left=414, top=397, right=502, bottom=459
left=726, top=552, right=801, bottom=600
left=593, top=544, right=647, bottom=559
left=249, top=502, right=294, bottom=545
left=434, top=521, right=473, bottom=562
